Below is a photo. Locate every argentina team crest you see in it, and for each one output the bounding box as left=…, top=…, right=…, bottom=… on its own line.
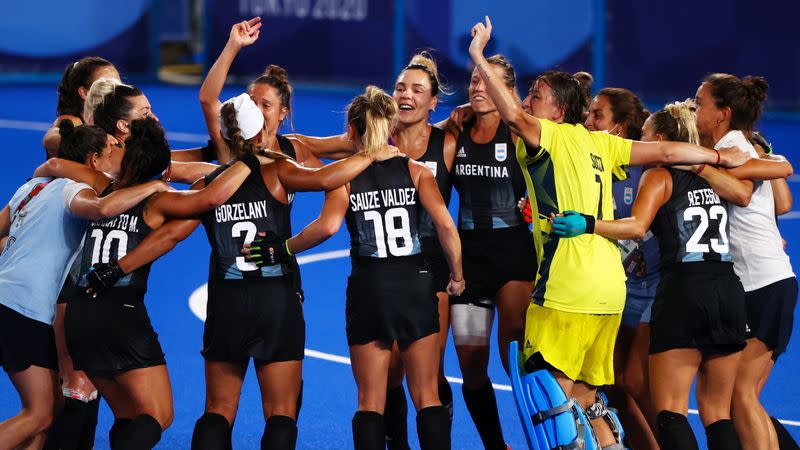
left=495, top=143, right=507, bottom=162
left=624, top=187, right=634, bottom=205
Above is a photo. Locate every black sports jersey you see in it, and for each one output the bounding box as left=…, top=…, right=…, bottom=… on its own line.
left=202, top=161, right=293, bottom=280
left=275, top=134, right=296, bottom=160
left=345, top=157, right=422, bottom=259
left=77, top=197, right=153, bottom=290
left=452, top=120, right=526, bottom=230
left=415, top=127, right=451, bottom=238
left=650, top=169, right=732, bottom=268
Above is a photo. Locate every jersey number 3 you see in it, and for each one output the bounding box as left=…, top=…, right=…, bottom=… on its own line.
left=684, top=205, right=729, bottom=254
left=233, top=221, right=258, bottom=271
left=364, top=208, right=413, bottom=258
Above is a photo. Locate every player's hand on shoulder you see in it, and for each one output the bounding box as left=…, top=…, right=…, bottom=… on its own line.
left=717, top=146, right=751, bottom=168
left=373, top=144, right=405, bottom=162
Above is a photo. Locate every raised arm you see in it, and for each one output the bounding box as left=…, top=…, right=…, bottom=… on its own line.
left=33, top=158, right=111, bottom=194
left=468, top=17, right=543, bottom=148
left=199, top=17, right=262, bottom=164
left=629, top=141, right=750, bottom=168
left=276, top=146, right=401, bottom=192
left=68, top=180, right=168, bottom=220
left=147, top=156, right=259, bottom=219
left=43, top=115, right=83, bottom=158
left=286, top=133, right=355, bottom=161
left=411, top=161, right=464, bottom=296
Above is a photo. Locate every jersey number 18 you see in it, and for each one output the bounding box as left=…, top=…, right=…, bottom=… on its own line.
left=364, top=208, right=413, bottom=258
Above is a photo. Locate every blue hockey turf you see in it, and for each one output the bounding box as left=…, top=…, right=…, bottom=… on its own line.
left=0, top=84, right=798, bottom=449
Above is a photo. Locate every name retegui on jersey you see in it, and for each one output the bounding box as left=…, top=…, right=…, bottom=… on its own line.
left=687, top=188, right=721, bottom=207
left=215, top=200, right=269, bottom=223
left=350, top=188, right=416, bottom=212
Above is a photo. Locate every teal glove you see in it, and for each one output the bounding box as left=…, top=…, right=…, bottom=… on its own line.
left=552, top=210, right=595, bottom=237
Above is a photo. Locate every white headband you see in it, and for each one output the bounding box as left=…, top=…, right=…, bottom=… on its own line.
left=219, top=93, right=264, bottom=141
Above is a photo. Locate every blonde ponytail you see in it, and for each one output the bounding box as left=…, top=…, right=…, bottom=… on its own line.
left=347, top=86, right=398, bottom=157
left=83, top=77, right=123, bottom=124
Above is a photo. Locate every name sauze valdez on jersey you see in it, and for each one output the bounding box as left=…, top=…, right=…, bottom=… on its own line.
left=350, top=188, right=416, bottom=212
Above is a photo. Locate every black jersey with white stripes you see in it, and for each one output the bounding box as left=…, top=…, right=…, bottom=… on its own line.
left=414, top=127, right=451, bottom=238
left=452, top=120, right=526, bottom=230
left=345, top=157, right=422, bottom=259
left=77, top=197, right=153, bottom=290
left=201, top=161, right=292, bottom=280
left=650, top=168, right=732, bottom=269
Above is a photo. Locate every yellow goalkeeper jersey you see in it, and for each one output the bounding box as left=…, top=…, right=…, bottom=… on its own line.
left=517, top=119, right=632, bottom=314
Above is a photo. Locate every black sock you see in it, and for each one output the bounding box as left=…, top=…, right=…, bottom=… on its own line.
left=705, top=419, right=742, bottom=450
left=261, top=415, right=298, bottom=450
left=416, top=406, right=451, bottom=450
left=352, top=411, right=384, bottom=450
left=115, top=414, right=162, bottom=450
left=384, top=385, right=410, bottom=450
left=44, top=397, right=90, bottom=450
left=656, top=410, right=699, bottom=450
left=78, top=397, right=100, bottom=449
left=192, top=413, right=230, bottom=450
left=772, top=417, right=800, bottom=450
left=295, top=380, right=304, bottom=421
left=109, top=418, right=132, bottom=449
left=462, top=381, right=505, bottom=450
left=438, top=378, right=454, bottom=427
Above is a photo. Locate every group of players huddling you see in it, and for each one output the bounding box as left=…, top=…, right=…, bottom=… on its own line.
left=0, top=15, right=797, bottom=450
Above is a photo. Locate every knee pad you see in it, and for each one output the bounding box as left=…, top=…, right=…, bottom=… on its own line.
left=508, top=341, right=595, bottom=450
left=450, top=299, right=494, bottom=346
left=584, top=391, right=626, bottom=450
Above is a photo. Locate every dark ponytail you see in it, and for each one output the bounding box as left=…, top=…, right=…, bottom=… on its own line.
left=116, top=117, right=170, bottom=188
left=534, top=71, right=589, bottom=125
left=597, top=88, right=649, bottom=140
left=703, top=73, right=768, bottom=137
left=56, top=57, right=115, bottom=118
left=250, top=64, right=294, bottom=131
left=57, top=119, right=108, bottom=164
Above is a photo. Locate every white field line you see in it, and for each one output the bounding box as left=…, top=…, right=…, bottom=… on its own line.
left=0, top=118, right=208, bottom=144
